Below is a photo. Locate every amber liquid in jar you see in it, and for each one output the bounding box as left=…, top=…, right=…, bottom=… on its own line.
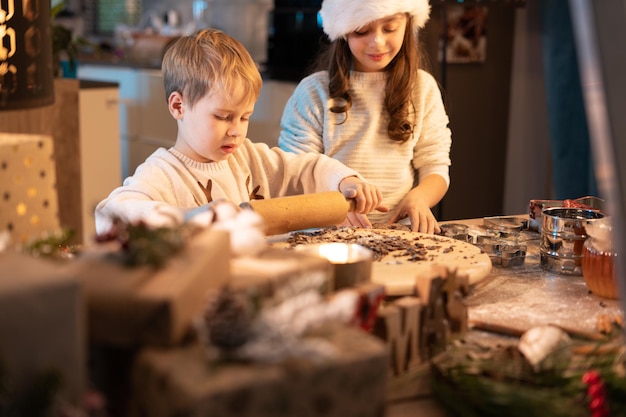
left=581, top=239, right=618, bottom=299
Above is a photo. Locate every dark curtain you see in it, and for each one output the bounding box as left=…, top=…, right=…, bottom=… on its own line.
left=539, top=0, right=597, bottom=199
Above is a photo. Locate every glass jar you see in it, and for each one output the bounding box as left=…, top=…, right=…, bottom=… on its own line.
left=581, top=219, right=619, bottom=299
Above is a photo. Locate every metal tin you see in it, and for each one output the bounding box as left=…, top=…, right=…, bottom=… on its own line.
left=528, top=196, right=604, bottom=232
left=539, top=207, right=605, bottom=275
left=529, top=199, right=563, bottom=232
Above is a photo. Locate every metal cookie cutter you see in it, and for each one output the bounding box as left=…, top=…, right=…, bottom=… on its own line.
left=439, top=223, right=472, bottom=242
left=475, top=235, right=527, bottom=267
left=483, top=216, right=528, bottom=239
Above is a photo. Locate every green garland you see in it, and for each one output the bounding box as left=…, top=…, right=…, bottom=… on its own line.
left=431, top=333, right=626, bottom=417
left=95, top=219, right=198, bottom=268
left=23, top=220, right=198, bottom=269
left=23, top=228, right=79, bottom=260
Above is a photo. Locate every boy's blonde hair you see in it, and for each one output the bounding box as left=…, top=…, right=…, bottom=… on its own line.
left=162, top=29, right=262, bottom=108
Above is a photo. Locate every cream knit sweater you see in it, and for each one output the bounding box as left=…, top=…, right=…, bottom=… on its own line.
left=95, top=140, right=359, bottom=234
left=279, top=69, right=452, bottom=223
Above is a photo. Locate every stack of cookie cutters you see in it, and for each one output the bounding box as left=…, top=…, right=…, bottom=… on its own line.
left=528, top=196, right=604, bottom=232
left=440, top=217, right=527, bottom=267
left=476, top=216, right=528, bottom=267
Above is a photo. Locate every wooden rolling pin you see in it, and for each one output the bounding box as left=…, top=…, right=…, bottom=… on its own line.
left=240, top=191, right=356, bottom=235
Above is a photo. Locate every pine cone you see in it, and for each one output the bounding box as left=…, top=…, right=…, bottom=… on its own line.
left=203, top=286, right=252, bottom=350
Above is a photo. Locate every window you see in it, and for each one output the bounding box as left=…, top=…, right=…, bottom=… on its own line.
left=82, top=0, right=142, bottom=35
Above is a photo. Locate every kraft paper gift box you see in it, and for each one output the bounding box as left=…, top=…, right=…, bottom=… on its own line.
left=128, top=324, right=389, bottom=417
left=0, top=252, right=86, bottom=404
left=0, top=133, right=60, bottom=249
left=125, top=250, right=387, bottom=417
left=73, top=228, right=231, bottom=347
left=230, top=248, right=386, bottom=333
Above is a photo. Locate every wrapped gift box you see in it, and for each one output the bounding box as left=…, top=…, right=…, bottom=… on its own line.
left=85, top=244, right=338, bottom=415
left=0, top=133, right=60, bottom=248
left=73, top=229, right=231, bottom=347
left=0, top=252, right=85, bottom=403
left=75, top=235, right=332, bottom=348
left=129, top=324, right=388, bottom=417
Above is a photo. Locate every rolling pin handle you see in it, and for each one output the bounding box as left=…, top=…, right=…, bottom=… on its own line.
left=240, top=192, right=353, bottom=235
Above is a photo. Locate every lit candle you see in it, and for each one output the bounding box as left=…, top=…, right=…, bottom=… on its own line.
left=297, top=243, right=373, bottom=290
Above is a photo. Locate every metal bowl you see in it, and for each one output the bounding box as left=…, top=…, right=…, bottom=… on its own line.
left=295, top=243, right=373, bottom=290
left=540, top=207, right=605, bottom=275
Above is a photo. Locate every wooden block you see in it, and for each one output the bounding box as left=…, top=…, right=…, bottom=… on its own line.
left=373, top=297, right=424, bottom=376
left=372, top=267, right=471, bottom=401
left=442, top=269, right=470, bottom=335
left=128, top=324, right=388, bottom=417
left=73, top=229, right=231, bottom=347
left=374, top=305, right=402, bottom=380
left=0, top=252, right=85, bottom=403
left=420, top=276, right=447, bottom=360
left=414, top=266, right=468, bottom=356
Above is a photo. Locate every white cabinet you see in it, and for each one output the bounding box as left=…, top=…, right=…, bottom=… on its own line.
left=78, top=84, right=122, bottom=244
left=78, top=65, right=178, bottom=179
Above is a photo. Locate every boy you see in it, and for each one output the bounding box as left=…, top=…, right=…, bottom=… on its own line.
left=95, top=29, right=386, bottom=235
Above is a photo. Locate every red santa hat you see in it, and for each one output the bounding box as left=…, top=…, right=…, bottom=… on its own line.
left=320, top=0, right=431, bottom=41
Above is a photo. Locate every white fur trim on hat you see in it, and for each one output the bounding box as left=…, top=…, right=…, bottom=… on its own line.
left=320, top=0, right=431, bottom=41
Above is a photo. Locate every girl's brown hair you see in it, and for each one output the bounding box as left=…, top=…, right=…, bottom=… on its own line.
left=312, top=14, right=420, bottom=143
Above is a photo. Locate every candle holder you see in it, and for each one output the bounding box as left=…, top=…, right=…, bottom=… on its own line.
left=1, top=0, right=55, bottom=110
left=296, top=243, right=373, bottom=290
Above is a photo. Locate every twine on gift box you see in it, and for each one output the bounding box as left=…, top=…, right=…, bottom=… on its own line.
left=198, top=285, right=360, bottom=364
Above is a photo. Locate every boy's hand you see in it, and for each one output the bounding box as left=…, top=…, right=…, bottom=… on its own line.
left=337, top=212, right=375, bottom=228
left=338, top=176, right=388, bottom=215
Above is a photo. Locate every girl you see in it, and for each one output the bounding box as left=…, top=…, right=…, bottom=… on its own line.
left=278, top=0, right=452, bottom=234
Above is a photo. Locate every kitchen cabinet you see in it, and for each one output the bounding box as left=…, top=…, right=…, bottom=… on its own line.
left=78, top=82, right=122, bottom=243
left=78, top=65, right=178, bottom=179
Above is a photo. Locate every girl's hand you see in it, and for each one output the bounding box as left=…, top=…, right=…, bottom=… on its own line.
left=388, top=194, right=440, bottom=234
left=388, top=175, right=448, bottom=234
left=338, top=176, right=388, bottom=215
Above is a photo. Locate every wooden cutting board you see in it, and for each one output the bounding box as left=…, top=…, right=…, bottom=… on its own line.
left=272, top=228, right=492, bottom=296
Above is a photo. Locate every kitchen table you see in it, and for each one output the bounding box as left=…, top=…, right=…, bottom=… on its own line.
left=385, top=216, right=623, bottom=417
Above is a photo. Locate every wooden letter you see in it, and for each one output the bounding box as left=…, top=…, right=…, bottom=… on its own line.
left=373, top=296, right=423, bottom=375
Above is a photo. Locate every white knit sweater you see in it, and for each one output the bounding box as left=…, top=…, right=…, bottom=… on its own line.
left=95, top=140, right=358, bottom=234
left=279, top=69, right=452, bottom=223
